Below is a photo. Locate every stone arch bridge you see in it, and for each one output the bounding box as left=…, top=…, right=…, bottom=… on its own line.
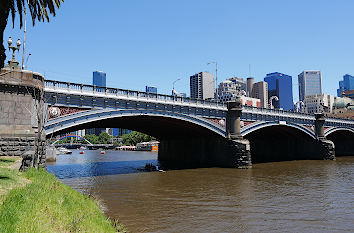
left=44, top=80, right=354, bottom=167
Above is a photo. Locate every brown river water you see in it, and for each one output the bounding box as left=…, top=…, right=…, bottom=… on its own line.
left=47, top=150, right=354, bottom=233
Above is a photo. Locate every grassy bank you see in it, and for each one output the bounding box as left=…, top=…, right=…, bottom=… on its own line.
left=0, top=158, right=126, bottom=232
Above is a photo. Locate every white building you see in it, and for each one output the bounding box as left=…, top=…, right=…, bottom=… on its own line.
left=240, top=96, right=261, bottom=108
left=304, top=94, right=337, bottom=114
left=190, top=72, right=215, bottom=100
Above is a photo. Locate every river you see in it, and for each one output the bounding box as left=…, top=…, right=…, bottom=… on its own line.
left=47, top=150, right=354, bottom=233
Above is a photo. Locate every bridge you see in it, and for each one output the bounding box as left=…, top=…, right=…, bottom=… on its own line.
left=43, top=80, right=354, bottom=167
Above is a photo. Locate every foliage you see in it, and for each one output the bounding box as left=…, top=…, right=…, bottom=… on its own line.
left=98, top=132, right=111, bottom=144
left=0, top=168, right=126, bottom=232
left=122, top=131, right=155, bottom=146
left=1, top=0, right=64, bottom=68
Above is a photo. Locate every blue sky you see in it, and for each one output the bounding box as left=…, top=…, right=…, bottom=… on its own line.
left=4, top=0, right=354, bottom=101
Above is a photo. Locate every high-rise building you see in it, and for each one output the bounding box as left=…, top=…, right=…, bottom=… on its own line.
left=146, top=86, right=157, bottom=94
left=298, top=71, right=323, bottom=101
left=86, top=71, right=107, bottom=136
left=337, top=74, right=354, bottom=97
left=93, top=71, right=106, bottom=87
left=252, top=81, right=268, bottom=108
left=229, top=77, right=247, bottom=94
left=264, top=72, right=293, bottom=110
left=247, top=77, right=255, bottom=97
left=190, top=72, right=214, bottom=100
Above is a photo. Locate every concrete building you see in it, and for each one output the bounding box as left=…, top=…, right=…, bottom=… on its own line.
left=247, top=77, right=255, bottom=97
left=240, top=96, right=261, bottom=108
left=337, top=74, right=354, bottom=97
left=229, top=77, right=247, bottom=94
left=264, top=72, right=294, bottom=110
left=341, top=90, right=354, bottom=99
left=298, top=71, right=323, bottom=101
left=190, top=72, right=214, bottom=100
left=251, top=81, right=268, bottom=108
left=303, top=94, right=337, bottom=114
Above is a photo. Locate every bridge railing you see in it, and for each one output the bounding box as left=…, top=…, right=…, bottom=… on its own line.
left=44, top=80, right=226, bottom=108
left=44, top=80, right=227, bottom=108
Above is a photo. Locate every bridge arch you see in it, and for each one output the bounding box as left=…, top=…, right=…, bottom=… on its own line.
left=242, top=121, right=319, bottom=163
left=45, top=109, right=226, bottom=139
left=51, top=135, right=93, bottom=145
left=325, top=127, right=354, bottom=156
left=241, top=121, right=316, bottom=139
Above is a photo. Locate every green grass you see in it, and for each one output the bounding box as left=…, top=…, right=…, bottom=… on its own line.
left=0, top=168, right=126, bottom=233
left=0, top=158, right=17, bottom=167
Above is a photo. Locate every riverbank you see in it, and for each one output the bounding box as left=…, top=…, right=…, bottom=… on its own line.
left=0, top=157, right=126, bottom=232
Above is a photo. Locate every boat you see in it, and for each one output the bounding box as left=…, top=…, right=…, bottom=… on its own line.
left=79, top=151, right=85, bottom=154
left=136, top=141, right=159, bottom=152
left=100, top=151, right=106, bottom=155
left=79, top=146, right=86, bottom=150
left=56, top=147, right=72, bottom=155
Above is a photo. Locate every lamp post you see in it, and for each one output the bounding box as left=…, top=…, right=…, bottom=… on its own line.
left=7, top=37, right=21, bottom=69
left=172, top=78, right=181, bottom=97
left=207, top=61, right=218, bottom=100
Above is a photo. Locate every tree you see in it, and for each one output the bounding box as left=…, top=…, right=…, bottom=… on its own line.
left=98, top=132, right=111, bottom=144
left=0, top=0, right=64, bottom=68
left=122, top=131, right=155, bottom=146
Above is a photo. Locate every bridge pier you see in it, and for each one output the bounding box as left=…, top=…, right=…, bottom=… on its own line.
left=0, top=68, right=46, bottom=170
left=315, top=113, right=335, bottom=160
left=226, top=100, right=251, bottom=168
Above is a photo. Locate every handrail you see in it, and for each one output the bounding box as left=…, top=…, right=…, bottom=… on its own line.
left=43, top=79, right=354, bottom=124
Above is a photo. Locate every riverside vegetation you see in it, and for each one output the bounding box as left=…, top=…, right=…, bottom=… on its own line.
left=0, top=157, right=126, bottom=233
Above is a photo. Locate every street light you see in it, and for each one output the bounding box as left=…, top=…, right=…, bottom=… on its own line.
left=172, top=78, right=181, bottom=96
left=7, top=37, right=21, bottom=69
left=207, top=61, right=218, bottom=99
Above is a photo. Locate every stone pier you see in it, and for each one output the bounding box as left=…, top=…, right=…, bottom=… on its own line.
left=0, top=67, right=46, bottom=169
left=314, top=113, right=335, bottom=160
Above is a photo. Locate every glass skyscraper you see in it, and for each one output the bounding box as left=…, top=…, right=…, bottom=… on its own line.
left=337, top=74, right=354, bottom=96
left=93, top=71, right=106, bottom=87
left=86, top=71, right=107, bottom=136
left=298, top=71, right=323, bottom=101
left=264, top=72, right=294, bottom=110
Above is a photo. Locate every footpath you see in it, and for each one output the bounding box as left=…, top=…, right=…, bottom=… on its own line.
left=0, top=156, right=127, bottom=233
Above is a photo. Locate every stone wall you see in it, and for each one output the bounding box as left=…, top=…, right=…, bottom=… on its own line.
left=158, top=137, right=251, bottom=168
left=0, top=68, right=46, bottom=169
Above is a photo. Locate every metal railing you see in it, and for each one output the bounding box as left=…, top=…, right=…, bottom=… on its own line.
left=44, top=79, right=354, bottom=125
left=44, top=80, right=226, bottom=109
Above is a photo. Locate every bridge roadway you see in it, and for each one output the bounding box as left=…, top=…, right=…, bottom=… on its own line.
left=44, top=80, right=354, bottom=167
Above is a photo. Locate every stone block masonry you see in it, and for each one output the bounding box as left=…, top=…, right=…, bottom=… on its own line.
left=0, top=68, right=46, bottom=169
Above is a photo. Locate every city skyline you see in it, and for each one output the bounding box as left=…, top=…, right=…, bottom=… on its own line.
left=4, top=1, right=354, bottom=101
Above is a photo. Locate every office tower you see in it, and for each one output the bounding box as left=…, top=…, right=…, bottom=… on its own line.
left=93, top=71, right=106, bottom=87
left=247, top=77, right=255, bottom=97
left=190, top=72, right=214, bottom=100
left=264, top=72, right=294, bottom=110
left=146, top=86, right=157, bottom=94
left=337, top=74, right=354, bottom=97
left=86, top=71, right=107, bottom=136
left=252, top=81, right=268, bottom=108
left=298, top=71, right=323, bottom=101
